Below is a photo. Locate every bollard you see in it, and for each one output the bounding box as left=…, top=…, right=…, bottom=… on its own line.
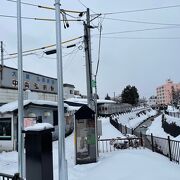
left=23, top=127, right=54, bottom=180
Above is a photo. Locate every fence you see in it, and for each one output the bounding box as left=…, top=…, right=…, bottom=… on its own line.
left=110, top=118, right=180, bottom=164
left=98, top=137, right=143, bottom=153
left=0, top=173, right=22, bottom=180
left=165, top=111, right=180, bottom=118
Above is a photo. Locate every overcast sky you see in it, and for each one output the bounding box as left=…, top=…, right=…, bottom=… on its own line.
left=0, top=0, right=180, bottom=99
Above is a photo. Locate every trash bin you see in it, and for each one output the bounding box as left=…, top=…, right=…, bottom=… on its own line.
left=23, top=127, right=54, bottom=180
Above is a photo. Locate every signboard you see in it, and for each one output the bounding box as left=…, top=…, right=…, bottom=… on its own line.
left=75, top=105, right=97, bottom=164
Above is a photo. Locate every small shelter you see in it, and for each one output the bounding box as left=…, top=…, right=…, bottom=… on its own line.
left=0, top=100, right=73, bottom=151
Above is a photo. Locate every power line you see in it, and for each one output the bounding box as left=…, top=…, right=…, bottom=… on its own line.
left=5, top=36, right=83, bottom=57
left=99, top=36, right=180, bottom=40
left=101, top=4, right=180, bottom=15
left=0, top=14, right=83, bottom=22
left=6, top=0, right=84, bottom=14
left=97, top=26, right=180, bottom=36
left=102, top=17, right=180, bottom=26
left=77, top=0, right=97, bottom=14
left=95, top=24, right=102, bottom=76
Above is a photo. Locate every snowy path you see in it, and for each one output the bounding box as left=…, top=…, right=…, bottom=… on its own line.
left=1, top=117, right=180, bottom=180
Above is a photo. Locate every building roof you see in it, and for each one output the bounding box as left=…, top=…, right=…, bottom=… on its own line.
left=0, top=100, right=69, bottom=114
left=63, top=83, right=75, bottom=88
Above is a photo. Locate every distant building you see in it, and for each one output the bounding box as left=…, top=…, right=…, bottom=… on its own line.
left=148, top=96, right=157, bottom=106
left=63, top=83, right=75, bottom=100
left=156, top=79, right=180, bottom=105
left=0, top=65, right=78, bottom=103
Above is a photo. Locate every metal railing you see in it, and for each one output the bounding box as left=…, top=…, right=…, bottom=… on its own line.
left=110, top=118, right=180, bottom=164
left=0, top=173, right=22, bottom=180
left=98, top=137, right=143, bottom=153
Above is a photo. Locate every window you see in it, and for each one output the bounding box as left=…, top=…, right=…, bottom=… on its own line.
left=0, top=118, right=11, bottom=140
left=53, top=111, right=58, bottom=126
left=52, top=80, right=54, bottom=84
left=37, top=116, right=42, bottom=123
left=47, top=79, right=50, bottom=83
left=37, top=76, right=40, bottom=82
left=42, top=77, right=45, bottom=82
left=70, top=90, right=73, bottom=94
left=43, top=85, right=47, bottom=91
left=26, top=74, right=30, bottom=79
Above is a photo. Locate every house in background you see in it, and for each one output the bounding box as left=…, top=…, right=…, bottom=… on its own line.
left=148, top=96, right=157, bottom=107
left=0, top=100, right=74, bottom=152
left=63, top=83, right=75, bottom=100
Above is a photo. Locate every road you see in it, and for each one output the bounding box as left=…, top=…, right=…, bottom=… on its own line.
left=135, top=113, right=161, bottom=135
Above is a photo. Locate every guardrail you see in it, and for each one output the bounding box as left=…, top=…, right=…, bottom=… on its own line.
left=110, top=118, right=180, bottom=164
left=98, top=137, right=143, bottom=153
left=0, top=173, right=22, bottom=180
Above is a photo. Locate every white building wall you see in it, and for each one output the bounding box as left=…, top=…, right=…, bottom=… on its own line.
left=0, top=88, right=58, bottom=103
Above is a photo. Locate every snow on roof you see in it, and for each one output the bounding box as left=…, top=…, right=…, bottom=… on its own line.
left=65, top=98, right=115, bottom=104
left=24, top=123, right=53, bottom=131
left=0, top=100, right=69, bottom=114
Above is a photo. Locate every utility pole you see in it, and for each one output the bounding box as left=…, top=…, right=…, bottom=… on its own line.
left=0, top=41, right=4, bottom=81
left=84, top=8, right=93, bottom=109
left=17, top=0, right=24, bottom=178
left=54, top=1, right=68, bottom=180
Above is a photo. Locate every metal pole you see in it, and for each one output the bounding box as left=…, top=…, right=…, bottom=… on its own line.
left=84, top=8, right=93, bottom=109
left=94, top=75, right=98, bottom=158
left=54, top=1, right=68, bottom=180
left=0, top=41, right=3, bottom=81
left=17, top=0, right=24, bottom=177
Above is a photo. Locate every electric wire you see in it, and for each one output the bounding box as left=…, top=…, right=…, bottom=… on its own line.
left=99, top=36, right=180, bottom=40
left=95, top=24, right=102, bottom=76
left=77, top=0, right=97, bottom=14
left=97, top=26, right=180, bottom=36
left=0, top=14, right=83, bottom=22
left=101, top=4, right=180, bottom=15
left=101, top=17, right=180, bottom=26
left=6, top=0, right=84, bottom=14
left=7, top=36, right=83, bottom=56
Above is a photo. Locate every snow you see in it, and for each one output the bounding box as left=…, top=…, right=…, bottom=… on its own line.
left=115, top=109, right=157, bottom=129
left=99, top=117, right=124, bottom=139
left=1, top=117, right=180, bottom=180
left=24, top=123, right=53, bottom=131
left=0, top=100, right=69, bottom=114
left=146, top=115, right=180, bottom=141
left=167, top=105, right=179, bottom=113
left=65, top=98, right=115, bottom=104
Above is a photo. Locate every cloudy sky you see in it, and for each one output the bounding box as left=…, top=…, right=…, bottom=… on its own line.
left=0, top=0, right=180, bottom=99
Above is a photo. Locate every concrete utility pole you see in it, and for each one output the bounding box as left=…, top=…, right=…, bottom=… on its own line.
left=17, top=0, right=24, bottom=178
left=1, top=41, right=4, bottom=80
left=84, top=8, right=93, bottom=109
left=54, top=1, right=68, bottom=180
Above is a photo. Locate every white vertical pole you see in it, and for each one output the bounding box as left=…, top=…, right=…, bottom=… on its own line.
left=54, top=1, right=68, bottom=180
left=17, top=0, right=24, bottom=178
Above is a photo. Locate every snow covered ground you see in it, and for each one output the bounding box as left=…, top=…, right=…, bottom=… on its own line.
left=1, top=117, right=180, bottom=180
left=114, top=108, right=157, bottom=129
left=146, top=115, right=180, bottom=141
